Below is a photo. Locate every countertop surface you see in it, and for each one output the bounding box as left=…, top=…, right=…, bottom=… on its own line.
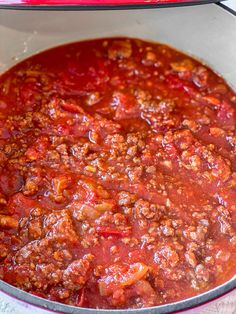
left=224, top=0, right=236, bottom=11
left=0, top=288, right=236, bottom=314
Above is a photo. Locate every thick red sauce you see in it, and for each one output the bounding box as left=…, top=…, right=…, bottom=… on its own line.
left=0, top=38, right=236, bottom=309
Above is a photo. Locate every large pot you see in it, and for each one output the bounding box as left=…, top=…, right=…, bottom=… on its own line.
left=0, top=3, right=236, bottom=313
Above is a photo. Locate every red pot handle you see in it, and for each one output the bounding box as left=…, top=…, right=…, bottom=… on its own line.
left=0, top=0, right=215, bottom=5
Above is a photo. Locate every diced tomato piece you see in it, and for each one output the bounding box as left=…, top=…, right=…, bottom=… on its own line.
left=202, top=96, right=221, bottom=106
left=20, top=81, right=38, bottom=105
left=30, top=291, right=47, bottom=299
left=112, top=92, right=139, bottom=120
left=60, top=101, right=84, bottom=114
left=121, top=263, right=150, bottom=286
left=25, top=136, right=49, bottom=161
left=98, top=262, right=149, bottom=297
left=76, top=288, right=85, bottom=307
left=96, top=226, right=131, bottom=238
left=164, top=143, right=178, bottom=159
left=217, top=101, right=234, bottom=122
left=165, top=74, right=184, bottom=90
left=0, top=170, right=23, bottom=196
left=7, top=193, right=40, bottom=217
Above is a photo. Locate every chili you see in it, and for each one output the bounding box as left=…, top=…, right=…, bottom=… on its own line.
left=0, top=38, right=236, bottom=309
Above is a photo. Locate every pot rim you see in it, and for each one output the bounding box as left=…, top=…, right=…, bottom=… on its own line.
left=0, top=0, right=221, bottom=11
left=0, top=276, right=236, bottom=313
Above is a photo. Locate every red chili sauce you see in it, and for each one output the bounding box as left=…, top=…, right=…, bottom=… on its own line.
left=0, top=38, right=236, bottom=309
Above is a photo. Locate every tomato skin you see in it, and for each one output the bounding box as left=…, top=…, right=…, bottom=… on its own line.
left=98, top=262, right=149, bottom=297
left=0, top=171, right=23, bottom=197
left=96, top=226, right=131, bottom=237
left=60, top=101, right=83, bottom=114
left=7, top=193, right=40, bottom=217
left=166, top=74, right=184, bottom=90
left=112, top=92, right=139, bottom=120
left=76, top=288, right=85, bottom=307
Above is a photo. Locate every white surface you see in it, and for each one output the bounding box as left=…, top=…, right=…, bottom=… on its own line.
left=224, top=0, right=236, bottom=10
left=0, top=291, right=51, bottom=314
left=0, top=2, right=235, bottom=314
left=0, top=289, right=236, bottom=314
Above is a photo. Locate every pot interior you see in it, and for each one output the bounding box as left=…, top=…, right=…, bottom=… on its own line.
left=0, top=4, right=235, bottom=88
